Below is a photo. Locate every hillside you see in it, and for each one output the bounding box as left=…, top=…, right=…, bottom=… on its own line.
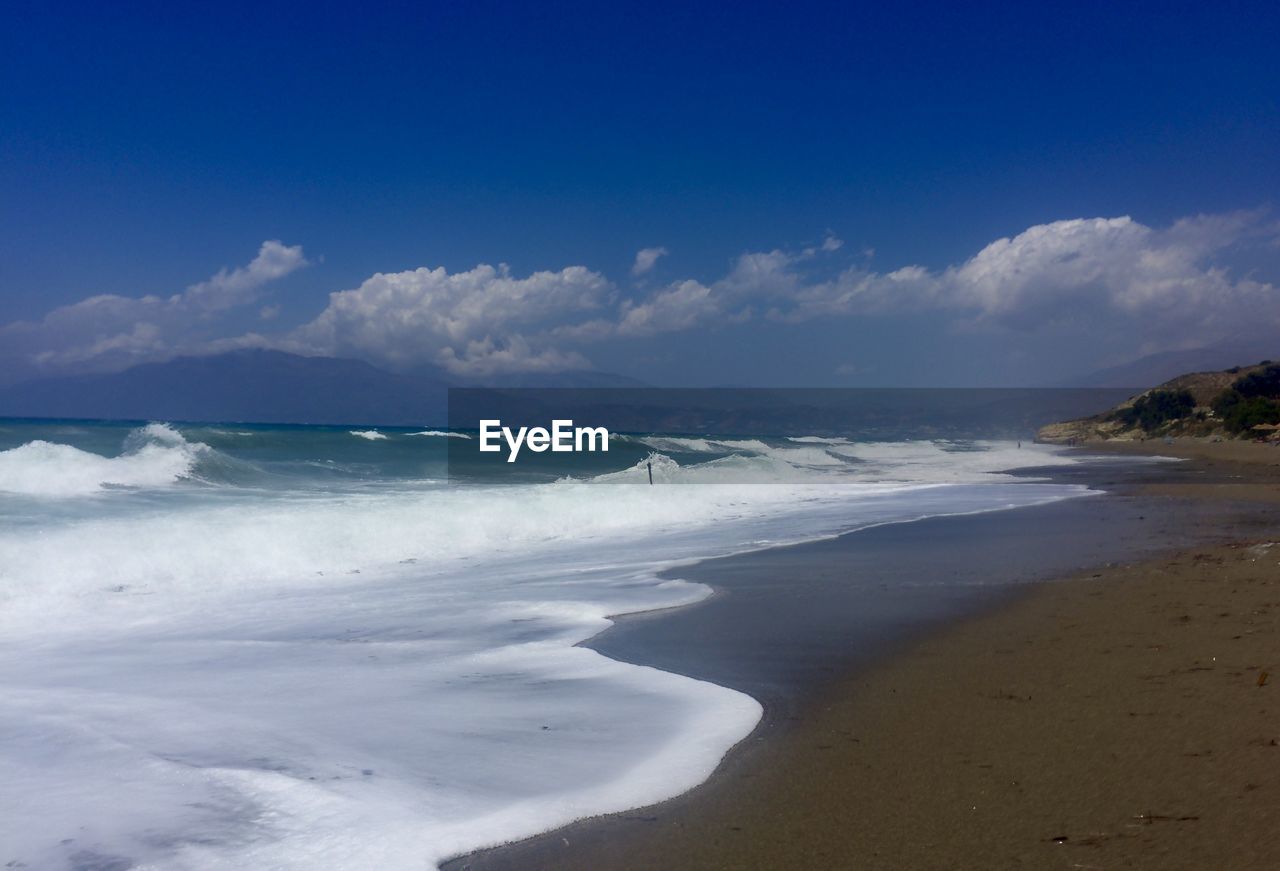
left=1037, top=359, right=1280, bottom=443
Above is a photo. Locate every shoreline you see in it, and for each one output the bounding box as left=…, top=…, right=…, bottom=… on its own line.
left=447, top=443, right=1280, bottom=869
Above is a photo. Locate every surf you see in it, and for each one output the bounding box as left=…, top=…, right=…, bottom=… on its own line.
left=0, top=420, right=1102, bottom=870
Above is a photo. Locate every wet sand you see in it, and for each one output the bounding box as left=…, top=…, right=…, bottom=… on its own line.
left=447, top=444, right=1280, bottom=870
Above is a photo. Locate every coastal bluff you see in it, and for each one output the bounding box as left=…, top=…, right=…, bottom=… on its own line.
left=1038, top=359, right=1280, bottom=444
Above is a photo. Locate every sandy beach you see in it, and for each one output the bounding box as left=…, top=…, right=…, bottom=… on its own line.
left=449, top=442, right=1280, bottom=870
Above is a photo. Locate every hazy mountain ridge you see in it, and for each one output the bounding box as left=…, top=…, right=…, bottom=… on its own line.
left=0, top=351, right=662, bottom=426
left=0, top=351, right=448, bottom=425
left=1060, top=344, right=1280, bottom=388
left=0, top=351, right=653, bottom=426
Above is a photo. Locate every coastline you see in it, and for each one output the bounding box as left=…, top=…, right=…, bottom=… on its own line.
left=446, top=443, right=1280, bottom=870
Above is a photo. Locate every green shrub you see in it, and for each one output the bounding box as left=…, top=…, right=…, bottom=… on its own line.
left=1213, top=389, right=1280, bottom=434
left=1113, top=389, right=1196, bottom=432
left=1231, top=364, right=1280, bottom=399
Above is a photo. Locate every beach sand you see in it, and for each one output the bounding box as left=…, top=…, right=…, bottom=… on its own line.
left=449, top=442, right=1280, bottom=870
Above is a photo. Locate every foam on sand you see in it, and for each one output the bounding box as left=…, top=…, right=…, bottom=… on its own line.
left=0, top=426, right=1101, bottom=869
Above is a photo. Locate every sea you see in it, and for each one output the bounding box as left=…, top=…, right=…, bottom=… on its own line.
left=0, top=417, right=1108, bottom=869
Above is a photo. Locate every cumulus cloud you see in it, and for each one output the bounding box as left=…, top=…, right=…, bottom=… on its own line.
left=611, top=248, right=807, bottom=336
left=181, top=240, right=309, bottom=312
left=887, top=213, right=1276, bottom=354
left=3, top=212, right=1275, bottom=384
left=631, top=246, right=668, bottom=276
left=596, top=212, right=1279, bottom=357
left=285, top=262, right=611, bottom=376
left=0, top=241, right=306, bottom=381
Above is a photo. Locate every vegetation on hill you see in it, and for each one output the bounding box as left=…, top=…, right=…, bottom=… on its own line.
left=1037, top=359, right=1280, bottom=443
left=1212, top=363, right=1280, bottom=434
left=1111, top=389, right=1196, bottom=433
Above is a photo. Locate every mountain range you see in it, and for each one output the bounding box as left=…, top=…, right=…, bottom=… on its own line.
left=0, top=350, right=643, bottom=426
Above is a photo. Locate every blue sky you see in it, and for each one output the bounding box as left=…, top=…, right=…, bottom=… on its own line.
left=2, top=1, right=1278, bottom=386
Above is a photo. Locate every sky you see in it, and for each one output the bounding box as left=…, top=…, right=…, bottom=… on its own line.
left=2, top=0, right=1278, bottom=387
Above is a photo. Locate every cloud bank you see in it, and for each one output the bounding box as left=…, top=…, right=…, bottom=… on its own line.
left=0, top=241, right=307, bottom=381
left=282, top=263, right=611, bottom=375
left=2, top=212, right=1275, bottom=382
left=593, top=213, right=1278, bottom=352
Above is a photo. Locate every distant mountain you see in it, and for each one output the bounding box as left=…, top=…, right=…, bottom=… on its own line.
left=0, top=350, right=451, bottom=426
left=0, top=352, right=653, bottom=425
left=1064, top=345, right=1277, bottom=388
left=461, top=370, right=650, bottom=388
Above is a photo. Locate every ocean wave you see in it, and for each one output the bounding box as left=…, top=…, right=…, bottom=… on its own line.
left=409, top=430, right=472, bottom=439
left=592, top=451, right=836, bottom=485
left=350, top=430, right=390, bottom=440
left=632, top=435, right=857, bottom=469
left=787, top=435, right=852, bottom=444
left=0, top=429, right=1097, bottom=869
left=0, top=442, right=1081, bottom=623
left=0, top=423, right=208, bottom=497
left=631, top=435, right=720, bottom=453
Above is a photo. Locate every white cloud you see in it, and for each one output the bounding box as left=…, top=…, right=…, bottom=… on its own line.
left=618, top=279, right=718, bottom=335
left=0, top=241, right=307, bottom=381
left=3, top=213, right=1275, bottom=384
left=596, top=212, right=1279, bottom=356
left=631, top=246, right=668, bottom=277
left=286, top=262, right=612, bottom=375
left=614, top=247, right=804, bottom=336
left=279, top=213, right=1277, bottom=374
left=803, top=233, right=844, bottom=257
left=437, top=336, right=591, bottom=376
left=181, top=240, right=309, bottom=311
left=927, top=213, right=1278, bottom=351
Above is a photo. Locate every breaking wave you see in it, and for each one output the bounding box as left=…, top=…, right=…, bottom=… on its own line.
left=0, top=423, right=209, bottom=497
left=0, top=420, right=1110, bottom=870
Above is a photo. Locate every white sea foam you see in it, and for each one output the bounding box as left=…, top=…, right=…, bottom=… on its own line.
left=629, top=435, right=719, bottom=453
left=634, top=435, right=847, bottom=467
left=409, top=430, right=472, bottom=439
left=350, top=429, right=389, bottom=440
left=787, top=435, right=852, bottom=444
left=0, top=423, right=206, bottom=496
left=631, top=434, right=1073, bottom=478
left=0, top=427, right=1098, bottom=869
